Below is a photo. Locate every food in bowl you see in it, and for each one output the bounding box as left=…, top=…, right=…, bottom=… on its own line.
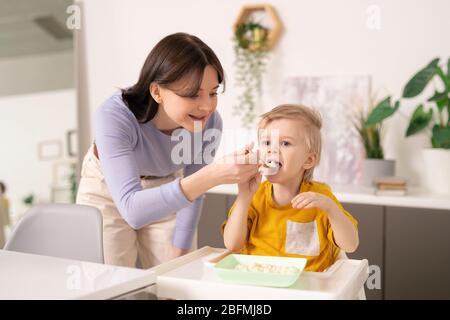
left=234, top=262, right=299, bottom=274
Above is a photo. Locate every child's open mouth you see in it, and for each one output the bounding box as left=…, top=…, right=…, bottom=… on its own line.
left=259, top=159, right=282, bottom=176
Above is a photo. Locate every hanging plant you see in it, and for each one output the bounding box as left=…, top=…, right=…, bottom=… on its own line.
left=69, top=163, right=77, bottom=203
left=233, top=21, right=269, bottom=129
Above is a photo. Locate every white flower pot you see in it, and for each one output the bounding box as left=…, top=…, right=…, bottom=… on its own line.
left=362, top=159, right=396, bottom=186
left=422, top=148, right=450, bottom=195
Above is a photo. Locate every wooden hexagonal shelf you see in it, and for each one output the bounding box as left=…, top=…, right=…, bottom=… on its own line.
left=233, top=3, right=283, bottom=51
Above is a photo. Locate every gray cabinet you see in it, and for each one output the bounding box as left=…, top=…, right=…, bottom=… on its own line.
left=198, top=194, right=237, bottom=249
left=197, top=194, right=227, bottom=248
left=385, top=206, right=450, bottom=299
left=342, top=203, right=384, bottom=300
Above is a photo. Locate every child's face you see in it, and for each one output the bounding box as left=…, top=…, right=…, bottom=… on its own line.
left=259, top=118, right=316, bottom=184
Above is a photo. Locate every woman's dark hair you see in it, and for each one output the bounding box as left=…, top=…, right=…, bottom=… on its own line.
left=0, top=181, right=5, bottom=194
left=121, top=33, right=225, bottom=123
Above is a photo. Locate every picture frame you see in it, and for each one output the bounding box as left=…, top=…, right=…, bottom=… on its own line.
left=282, top=75, right=372, bottom=185
left=66, top=129, right=78, bottom=157
left=38, top=140, right=62, bottom=161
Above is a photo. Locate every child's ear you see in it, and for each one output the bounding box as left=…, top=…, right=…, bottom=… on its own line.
left=149, top=82, right=163, bottom=104
left=303, top=153, right=316, bottom=170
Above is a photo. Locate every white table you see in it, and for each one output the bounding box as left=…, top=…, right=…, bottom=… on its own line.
left=0, top=250, right=156, bottom=299
left=151, top=247, right=369, bottom=300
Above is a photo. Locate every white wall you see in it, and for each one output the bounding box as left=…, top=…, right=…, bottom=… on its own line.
left=0, top=51, right=74, bottom=97
left=79, top=0, right=450, bottom=186
left=0, top=89, right=77, bottom=218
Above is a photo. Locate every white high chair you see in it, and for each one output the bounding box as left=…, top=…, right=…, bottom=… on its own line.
left=335, top=250, right=367, bottom=300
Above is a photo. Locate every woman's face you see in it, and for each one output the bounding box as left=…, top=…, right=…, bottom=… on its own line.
left=152, top=65, right=220, bottom=133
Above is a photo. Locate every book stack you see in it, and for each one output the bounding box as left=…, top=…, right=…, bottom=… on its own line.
left=374, top=177, right=408, bottom=196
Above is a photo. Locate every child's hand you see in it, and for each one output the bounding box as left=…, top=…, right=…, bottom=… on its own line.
left=291, top=192, right=338, bottom=213
left=238, top=172, right=262, bottom=197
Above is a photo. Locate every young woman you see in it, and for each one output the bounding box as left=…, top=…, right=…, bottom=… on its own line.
left=76, top=33, right=259, bottom=268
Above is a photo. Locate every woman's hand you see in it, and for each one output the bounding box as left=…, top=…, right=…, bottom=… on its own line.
left=179, top=143, right=260, bottom=202
left=171, top=246, right=189, bottom=259
left=211, top=143, right=260, bottom=185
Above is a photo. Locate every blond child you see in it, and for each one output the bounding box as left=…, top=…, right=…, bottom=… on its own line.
left=222, top=104, right=359, bottom=272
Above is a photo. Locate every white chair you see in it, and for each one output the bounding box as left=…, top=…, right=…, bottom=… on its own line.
left=4, top=204, right=103, bottom=263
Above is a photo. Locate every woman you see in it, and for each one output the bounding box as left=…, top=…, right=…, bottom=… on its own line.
left=76, top=33, right=259, bottom=268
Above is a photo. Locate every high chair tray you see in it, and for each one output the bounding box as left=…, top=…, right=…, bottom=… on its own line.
left=150, top=246, right=369, bottom=300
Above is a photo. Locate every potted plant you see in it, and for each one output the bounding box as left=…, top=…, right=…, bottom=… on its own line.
left=354, top=96, right=397, bottom=186
left=402, top=57, right=450, bottom=194
left=365, top=57, right=450, bottom=194
left=233, top=21, right=269, bottom=129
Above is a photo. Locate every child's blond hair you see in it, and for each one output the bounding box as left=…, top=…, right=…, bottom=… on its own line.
left=258, top=104, right=322, bottom=183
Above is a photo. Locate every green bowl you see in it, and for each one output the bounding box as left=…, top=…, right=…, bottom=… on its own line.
left=214, top=254, right=307, bottom=287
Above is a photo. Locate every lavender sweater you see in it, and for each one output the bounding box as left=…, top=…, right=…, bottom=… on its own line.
left=94, top=92, right=222, bottom=249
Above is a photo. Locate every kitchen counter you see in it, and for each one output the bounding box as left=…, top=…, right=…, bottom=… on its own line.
left=207, top=184, right=450, bottom=211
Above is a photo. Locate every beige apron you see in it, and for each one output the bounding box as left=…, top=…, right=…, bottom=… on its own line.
left=76, top=145, right=194, bottom=269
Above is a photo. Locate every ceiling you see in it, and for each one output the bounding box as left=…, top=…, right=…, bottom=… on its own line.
left=0, top=0, right=73, bottom=59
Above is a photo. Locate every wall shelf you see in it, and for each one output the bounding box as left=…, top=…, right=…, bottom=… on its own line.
left=233, top=3, right=283, bottom=50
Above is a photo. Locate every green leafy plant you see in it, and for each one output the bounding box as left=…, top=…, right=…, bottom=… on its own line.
left=354, top=97, right=389, bottom=159
left=233, top=21, right=269, bottom=128
left=365, top=57, right=450, bottom=149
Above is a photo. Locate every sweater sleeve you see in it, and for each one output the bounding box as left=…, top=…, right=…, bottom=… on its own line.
left=172, top=113, right=223, bottom=249
left=94, top=106, right=192, bottom=230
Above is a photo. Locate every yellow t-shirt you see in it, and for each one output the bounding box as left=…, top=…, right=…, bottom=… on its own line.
left=222, top=180, right=358, bottom=272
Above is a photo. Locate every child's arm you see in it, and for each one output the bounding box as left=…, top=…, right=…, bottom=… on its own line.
left=223, top=193, right=252, bottom=252
left=325, top=203, right=359, bottom=253
left=223, top=173, right=262, bottom=252
left=291, top=192, right=359, bottom=253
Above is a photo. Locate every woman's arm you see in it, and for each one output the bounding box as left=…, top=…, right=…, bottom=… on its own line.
left=94, top=106, right=196, bottom=230
left=179, top=149, right=259, bottom=202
